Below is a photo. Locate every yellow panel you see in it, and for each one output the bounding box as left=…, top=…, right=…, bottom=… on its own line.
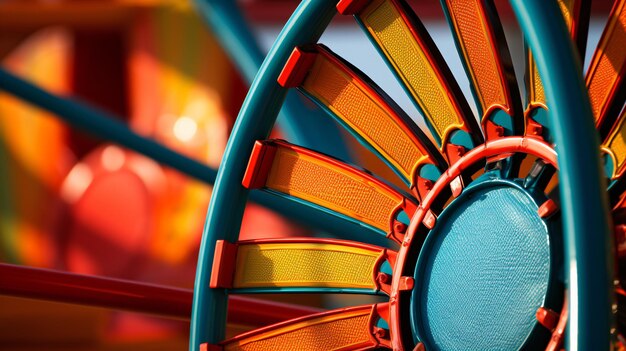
left=586, top=0, right=626, bottom=123
left=303, top=54, right=428, bottom=181
left=223, top=307, right=373, bottom=351
left=361, top=0, right=462, bottom=141
left=604, top=109, right=626, bottom=178
left=266, top=147, right=403, bottom=231
left=527, top=53, right=546, bottom=108
left=528, top=0, right=574, bottom=109
left=232, top=242, right=379, bottom=289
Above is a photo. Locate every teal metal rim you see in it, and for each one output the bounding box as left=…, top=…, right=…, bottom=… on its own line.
left=409, top=174, right=562, bottom=349
left=510, top=0, right=613, bottom=349
left=193, top=0, right=353, bottom=162
left=189, top=1, right=340, bottom=348
left=192, top=0, right=614, bottom=349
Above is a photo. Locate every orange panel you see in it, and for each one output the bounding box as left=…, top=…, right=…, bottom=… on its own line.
left=446, top=0, right=521, bottom=138
left=602, top=107, right=626, bottom=179
left=267, top=145, right=405, bottom=231
left=586, top=0, right=626, bottom=131
left=297, top=46, right=443, bottom=186
left=443, top=0, right=512, bottom=117
left=526, top=0, right=585, bottom=113
left=356, top=0, right=480, bottom=148
left=244, top=141, right=415, bottom=233
left=220, top=305, right=376, bottom=351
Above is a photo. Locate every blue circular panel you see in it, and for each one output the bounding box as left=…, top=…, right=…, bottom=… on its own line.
left=413, top=185, right=550, bottom=350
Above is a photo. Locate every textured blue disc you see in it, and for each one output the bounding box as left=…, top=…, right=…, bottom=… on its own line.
left=412, top=184, right=550, bottom=350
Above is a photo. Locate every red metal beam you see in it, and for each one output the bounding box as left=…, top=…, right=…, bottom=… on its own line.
left=0, top=263, right=322, bottom=325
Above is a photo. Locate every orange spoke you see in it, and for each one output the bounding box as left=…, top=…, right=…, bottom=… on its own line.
left=525, top=0, right=590, bottom=141
left=586, top=0, right=626, bottom=136
left=442, top=0, right=523, bottom=140
left=209, top=238, right=397, bottom=294
left=278, top=45, right=445, bottom=198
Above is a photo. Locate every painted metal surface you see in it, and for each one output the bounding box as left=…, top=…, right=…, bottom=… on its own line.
left=191, top=0, right=614, bottom=349
left=511, top=0, right=613, bottom=349
left=0, top=263, right=322, bottom=326
left=344, top=0, right=483, bottom=158
left=586, top=0, right=626, bottom=136
left=215, top=304, right=380, bottom=351
left=190, top=1, right=340, bottom=347
left=193, top=0, right=352, bottom=162
left=279, top=44, right=445, bottom=193
left=243, top=140, right=416, bottom=235
left=0, top=0, right=610, bottom=348
left=210, top=238, right=394, bottom=295
left=441, top=0, right=522, bottom=139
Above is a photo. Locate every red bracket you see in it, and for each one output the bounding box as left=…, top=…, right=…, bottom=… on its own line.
left=445, top=143, right=467, bottom=165
left=242, top=141, right=278, bottom=189
left=277, top=47, right=317, bottom=88
left=545, top=297, right=568, bottom=351
left=200, top=344, right=223, bottom=351
left=526, top=117, right=545, bottom=141
left=484, top=119, right=505, bottom=141
left=336, top=0, right=369, bottom=15
left=376, top=272, right=392, bottom=295
left=415, top=176, right=433, bottom=200
left=536, top=307, right=559, bottom=330
left=209, top=240, right=238, bottom=289
left=373, top=249, right=398, bottom=294
left=411, top=162, right=437, bottom=200
left=367, top=303, right=392, bottom=349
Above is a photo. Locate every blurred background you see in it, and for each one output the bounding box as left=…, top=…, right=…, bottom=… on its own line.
left=0, top=0, right=616, bottom=350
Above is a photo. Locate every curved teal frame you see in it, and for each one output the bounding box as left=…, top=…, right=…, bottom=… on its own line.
left=193, top=0, right=352, bottom=162
left=191, top=0, right=613, bottom=350
left=190, top=1, right=339, bottom=347
left=511, top=0, right=613, bottom=348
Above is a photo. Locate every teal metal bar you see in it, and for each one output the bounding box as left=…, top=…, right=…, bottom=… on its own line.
left=189, top=1, right=340, bottom=348
left=0, top=68, right=217, bottom=184
left=192, top=0, right=353, bottom=162
left=510, top=0, right=613, bottom=349
left=0, top=67, right=385, bottom=247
